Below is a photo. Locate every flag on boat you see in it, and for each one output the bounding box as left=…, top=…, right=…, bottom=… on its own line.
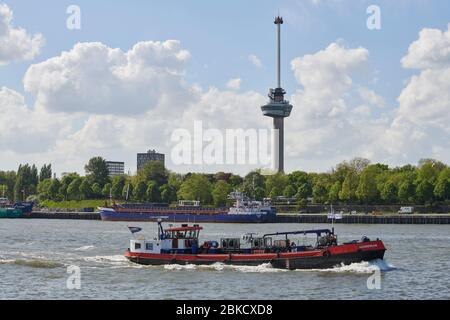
left=127, top=226, right=142, bottom=234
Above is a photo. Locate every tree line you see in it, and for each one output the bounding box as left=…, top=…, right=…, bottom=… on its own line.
left=1, top=157, right=449, bottom=207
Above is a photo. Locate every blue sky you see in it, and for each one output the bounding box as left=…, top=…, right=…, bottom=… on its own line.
left=4, top=0, right=449, bottom=104
left=1, top=0, right=450, bottom=175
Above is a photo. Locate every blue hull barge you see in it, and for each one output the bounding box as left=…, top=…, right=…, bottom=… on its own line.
left=99, top=192, right=276, bottom=224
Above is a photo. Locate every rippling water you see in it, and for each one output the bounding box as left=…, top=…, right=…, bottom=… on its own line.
left=0, top=219, right=449, bottom=300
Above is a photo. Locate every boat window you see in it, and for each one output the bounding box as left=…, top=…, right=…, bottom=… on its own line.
left=146, top=243, right=153, bottom=251
left=134, top=243, right=141, bottom=250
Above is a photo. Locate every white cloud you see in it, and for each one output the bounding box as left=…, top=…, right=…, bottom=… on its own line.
left=396, top=24, right=450, bottom=132
left=4, top=40, right=269, bottom=175
left=401, top=24, right=450, bottom=69
left=23, top=40, right=192, bottom=115
left=397, top=68, right=450, bottom=131
left=3, top=29, right=450, bottom=175
left=290, top=43, right=369, bottom=121
left=373, top=24, right=450, bottom=165
left=358, top=88, right=385, bottom=108
left=0, top=4, right=44, bottom=65
left=0, top=87, right=72, bottom=154
left=248, top=54, right=262, bottom=68
left=226, top=78, right=241, bottom=90
left=285, top=42, right=394, bottom=170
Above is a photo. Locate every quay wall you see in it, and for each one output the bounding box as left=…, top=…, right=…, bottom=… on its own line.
left=26, top=211, right=101, bottom=220
left=275, top=204, right=450, bottom=214
left=276, top=214, right=450, bottom=224
left=23, top=211, right=450, bottom=224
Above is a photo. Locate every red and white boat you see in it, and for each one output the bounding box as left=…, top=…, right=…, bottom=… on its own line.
left=124, top=221, right=386, bottom=270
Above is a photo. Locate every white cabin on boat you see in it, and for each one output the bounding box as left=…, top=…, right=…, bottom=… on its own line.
left=129, top=223, right=203, bottom=254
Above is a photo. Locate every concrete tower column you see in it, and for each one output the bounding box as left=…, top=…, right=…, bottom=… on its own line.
left=273, top=117, right=284, bottom=172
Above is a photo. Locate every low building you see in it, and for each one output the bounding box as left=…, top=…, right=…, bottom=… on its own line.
left=106, top=161, right=125, bottom=176
left=137, top=150, right=165, bottom=172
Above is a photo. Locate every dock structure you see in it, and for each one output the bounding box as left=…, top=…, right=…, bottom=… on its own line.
left=276, top=213, right=450, bottom=225
left=26, top=211, right=101, bottom=220
left=19, top=211, right=450, bottom=224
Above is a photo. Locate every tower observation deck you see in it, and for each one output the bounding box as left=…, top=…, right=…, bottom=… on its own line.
left=261, top=16, right=293, bottom=173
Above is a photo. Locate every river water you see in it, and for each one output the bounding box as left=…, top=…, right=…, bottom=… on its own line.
left=0, top=219, right=449, bottom=300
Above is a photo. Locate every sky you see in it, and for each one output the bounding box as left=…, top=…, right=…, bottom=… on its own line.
left=0, top=0, right=449, bottom=176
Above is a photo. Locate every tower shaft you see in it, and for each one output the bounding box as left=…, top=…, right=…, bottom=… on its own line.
left=272, top=118, right=284, bottom=173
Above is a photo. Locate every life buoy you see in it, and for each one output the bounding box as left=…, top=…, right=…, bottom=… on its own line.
left=203, top=241, right=210, bottom=249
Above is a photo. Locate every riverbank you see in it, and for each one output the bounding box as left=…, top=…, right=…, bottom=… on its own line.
left=277, top=213, right=450, bottom=224
left=20, top=211, right=450, bottom=224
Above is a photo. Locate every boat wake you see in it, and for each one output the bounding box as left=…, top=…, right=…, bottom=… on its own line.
left=305, top=259, right=396, bottom=274
left=0, top=258, right=64, bottom=269
left=83, top=255, right=131, bottom=266
left=74, top=245, right=95, bottom=251
left=162, top=259, right=396, bottom=274
left=164, top=262, right=287, bottom=273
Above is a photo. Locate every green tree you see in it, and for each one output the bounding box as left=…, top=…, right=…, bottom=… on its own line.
left=283, top=185, right=296, bottom=198
left=212, top=180, right=231, bottom=207
left=328, top=181, right=341, bottom=203
left=14, top=164, right=38, bottom=201
left=91, top=183, right=102, bottom=198
left=416, top=180, right=434, bottom=204
left=145, top=181, right=161, bottom=202
left=122, top=183, right=133, bottom=201
left=398, top=180, right=415, bottom=203
left=49, top=179, right=61, bottom=200
left=228, top=175, right=243, bottom=188
left=178, top=174, right=212, bottom=204
left=59, top=173, right=79, bottom=200
left=266, top=173, right=288, bottom=199
left=137, top=161, right=168, bottom=186
left=79, top=179, right=93, bottom=200
left=133, top=181, right=147, bottom=201
left=37, top=179, right=52, bottom=200
left=159, top=184, right=177, bottom=204
left=312, top=180, right=328, bottom=204
left=67, top=178, right=82, bottom=200
left=102, top=183, right=112, bottom=198
left=111, top=176, right=126, bottom=199
left=356, top=166, right=380, bottom=204
left=14, top=171, right=25, bottom=201
left=84, top=157, right=110, bottom=187
left=434, top=168, right=450, bottom=201
left=242, top=171, right=266, bottom=200
left=380, top=180, right=397, bottom=204
left=0, top=171, right=16, bottom=200
left=339, top=171, right=359, bottom=203
left=39, top=164, right=52, bottom=182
